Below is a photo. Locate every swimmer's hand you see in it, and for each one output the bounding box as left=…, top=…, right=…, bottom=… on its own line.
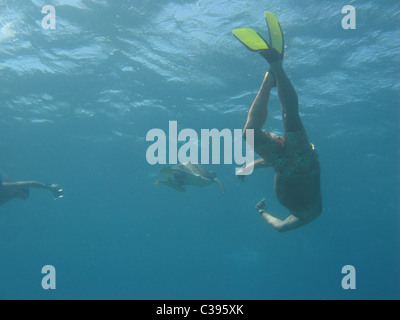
left=48, top=184, right=64, bottom=199
left=256, top=199, right=267, bottom=214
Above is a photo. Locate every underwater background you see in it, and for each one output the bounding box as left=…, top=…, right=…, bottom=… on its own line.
left=0, top=0, right=399, bottom=300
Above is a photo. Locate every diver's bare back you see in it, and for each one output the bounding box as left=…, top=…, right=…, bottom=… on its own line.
left=258, top=136, right=322, bottom=220
left=274, top=168, right=322, bottom=219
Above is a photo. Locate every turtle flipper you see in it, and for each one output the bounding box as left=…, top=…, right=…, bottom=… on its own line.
left=214, top=178, right=225, bottom=195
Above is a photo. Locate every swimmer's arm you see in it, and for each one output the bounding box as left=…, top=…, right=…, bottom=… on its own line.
left=4, top=181, right=52, bottom=190
left=4, top=181, right=63, bottom=198
left=249, top=158, right=272, bottom=170
left=260, top=212, right=318, bottom=233
left=237, top=158, right=271, bottom=179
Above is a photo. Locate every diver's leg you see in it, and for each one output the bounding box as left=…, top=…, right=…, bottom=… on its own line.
left=270, top=62, right=304, bottom=133
left=243, top=70, right=275, bottom=138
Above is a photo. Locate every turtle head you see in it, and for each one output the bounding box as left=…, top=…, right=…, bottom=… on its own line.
left=156, top=177, right=186, bottom=192
left=160, top=166, right=174, bottom=176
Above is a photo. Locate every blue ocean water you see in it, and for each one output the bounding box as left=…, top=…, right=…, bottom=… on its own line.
left=0, top=0, right=399, bottom=300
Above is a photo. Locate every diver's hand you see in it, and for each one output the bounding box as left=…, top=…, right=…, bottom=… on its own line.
left=255, top=199, right=267, bottom=214
left=48, top=184, right=64, bottom=199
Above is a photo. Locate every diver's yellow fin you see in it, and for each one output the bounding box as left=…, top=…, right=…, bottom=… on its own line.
left=232, top=28, right=270, bottom=52
left=264, top=11, right=284, bottom=56
left=233, top=12, right=284, bottom=63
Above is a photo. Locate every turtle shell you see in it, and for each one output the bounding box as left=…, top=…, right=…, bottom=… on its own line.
left=171, top=163, right=216, bottom=187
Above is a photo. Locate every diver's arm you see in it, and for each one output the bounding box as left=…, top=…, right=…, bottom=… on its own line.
left=5, top=181, right=51, bottom=190
left=237, top=158, right=271, bottom=180
left=247, top=158, right=272, bottom=171
left=3, top=181, right=63, bottom=198
left=259, top=211, right=316, bottom=233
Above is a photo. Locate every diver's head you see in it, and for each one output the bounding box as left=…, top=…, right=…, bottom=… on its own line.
left=16, top=187, right=30, bottom=200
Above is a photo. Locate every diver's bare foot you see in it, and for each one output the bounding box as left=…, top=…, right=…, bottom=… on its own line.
left=255, top=199, right=267, bottom=213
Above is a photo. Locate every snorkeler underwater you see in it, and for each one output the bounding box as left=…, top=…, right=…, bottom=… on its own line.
left=0, top=0, right=398, bottom=305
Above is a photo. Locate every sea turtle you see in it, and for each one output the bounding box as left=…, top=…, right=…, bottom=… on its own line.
left=155, top=163, right=225, bottom=195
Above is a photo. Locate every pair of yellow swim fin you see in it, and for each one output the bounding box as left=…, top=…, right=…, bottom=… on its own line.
left=232, top=11, right=284, bottom=63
